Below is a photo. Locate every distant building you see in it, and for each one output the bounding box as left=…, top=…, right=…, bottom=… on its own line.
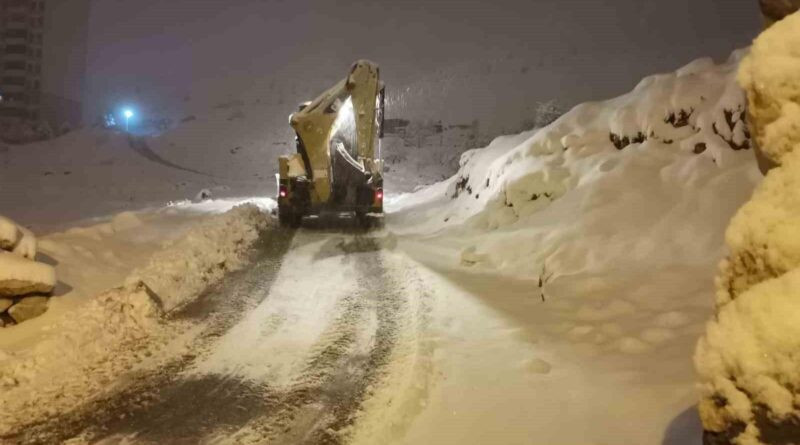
left=0, top=0, right=45, bottom=121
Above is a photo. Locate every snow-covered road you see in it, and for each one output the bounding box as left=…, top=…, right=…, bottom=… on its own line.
left=2, top=217, right=713, bottom=445
left=4, top=224, right=427, bottom=445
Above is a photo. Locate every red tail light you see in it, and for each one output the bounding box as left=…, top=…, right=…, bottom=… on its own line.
left=375, top=189, right=383, bottom=201
left=279, top=185, right=287, bottom=198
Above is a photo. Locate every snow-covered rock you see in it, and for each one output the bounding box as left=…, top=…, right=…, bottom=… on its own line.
left=10, top=224, right=36, bottom=259
left=0, top=215, right=20, bottom=250
left=8, top=296, right=49, bottom=324
left=0, top=214, right=37, bottom=259
left=0, top=252, right=55, bottom=297
left=195, top=188, right=212, bottom=202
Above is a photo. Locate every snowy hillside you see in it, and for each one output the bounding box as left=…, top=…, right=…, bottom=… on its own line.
left=0, top=129, right=273, bottom=230
left=0, top=96, right=478, bottom=229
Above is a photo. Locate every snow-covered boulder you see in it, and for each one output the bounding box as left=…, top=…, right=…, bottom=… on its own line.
left=11, top=225, right=36, bottom=259
left=0, top=214, right=37, bottom=259
left=0, top=252, right=56, bottom=298
left=0, top=216, right=20, bottom=251
left=8, top=296, right=49, bottom=324
left=696, top=12, right=800, bottom=444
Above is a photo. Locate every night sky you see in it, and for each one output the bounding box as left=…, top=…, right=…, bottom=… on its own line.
left=68, top=0, right=761, bottom=133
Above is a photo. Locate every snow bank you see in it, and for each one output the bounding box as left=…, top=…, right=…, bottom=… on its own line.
left=465, top=51, right=749, bottom=229
left=390, top=50, right=760, bottom=278
left=126, top=203, right=271, bottom=311
left=0, top=282, right=168, bottom=436
left=380, top=50, right=771, bottom=443
left=0, top=204, right=272, bottom=434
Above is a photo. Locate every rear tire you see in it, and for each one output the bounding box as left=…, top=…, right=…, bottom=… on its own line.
left=279, top=207, right=302, bottom=228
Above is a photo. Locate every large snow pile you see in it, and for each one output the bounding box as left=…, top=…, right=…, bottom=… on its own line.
left=126, top=203, right=270, bottom=311
left=390, top=50, right=760, bottom=279
left=695, top=12, right=800, bottom=445
left=0, top=203, right=272, bottom=435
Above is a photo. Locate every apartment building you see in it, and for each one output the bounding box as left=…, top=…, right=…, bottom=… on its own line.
left=0, top=0, right=45, bottom=121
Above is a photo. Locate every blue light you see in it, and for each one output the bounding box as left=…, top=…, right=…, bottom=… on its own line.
left=121, top=108, right=135, bottom=131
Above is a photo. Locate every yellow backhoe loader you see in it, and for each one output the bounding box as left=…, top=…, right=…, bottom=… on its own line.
left=277, top=60, right=385, bottom=227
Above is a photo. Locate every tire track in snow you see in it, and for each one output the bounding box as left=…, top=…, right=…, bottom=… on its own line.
left=5, top=229, right=405, bottom=445
left=257, top=234, right=402, bottom=445
left=194, top=231, right=403, bottom=445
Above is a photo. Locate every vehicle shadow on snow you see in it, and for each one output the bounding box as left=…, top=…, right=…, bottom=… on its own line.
left=311, top=236, right=383, bottom=262
left=96, top=374, right=279, bottom=444
left=661, top=405, right=703, bottom=445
